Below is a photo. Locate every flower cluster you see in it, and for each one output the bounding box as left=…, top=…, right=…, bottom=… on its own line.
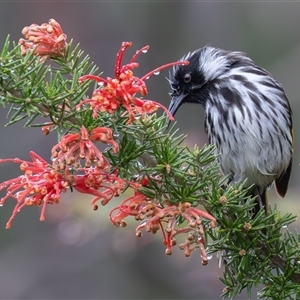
left=0, top=152, right=127, bottom=229
left=51, top=125, right=119, bottom=169
left=0, top=152, right=70, bottom=229
left=77, top=42, right=188, bottom=122
left=73, top=168, right=126, bottom=208
left=109, top=178, right=217, bottom=264
left=19, top=18, right=67, bottom=58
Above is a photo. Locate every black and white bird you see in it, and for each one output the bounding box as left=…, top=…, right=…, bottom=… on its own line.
left=168, top=46, right=293, bottom=212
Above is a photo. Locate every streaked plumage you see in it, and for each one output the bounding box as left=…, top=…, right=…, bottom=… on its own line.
left=168, top=46, right=293, bottom=212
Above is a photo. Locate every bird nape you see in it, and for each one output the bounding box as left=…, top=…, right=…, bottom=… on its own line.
left=168, top=45, right=293, bottom=215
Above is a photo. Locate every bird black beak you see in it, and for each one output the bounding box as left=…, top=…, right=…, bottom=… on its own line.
left=168, top=93, right=186, bottom=122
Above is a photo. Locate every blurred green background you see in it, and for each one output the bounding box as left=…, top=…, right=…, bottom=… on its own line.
left=0, top=2, right=300, bottom=299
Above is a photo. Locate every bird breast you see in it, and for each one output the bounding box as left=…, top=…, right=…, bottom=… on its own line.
left=205, top=103, right=292, bottom=189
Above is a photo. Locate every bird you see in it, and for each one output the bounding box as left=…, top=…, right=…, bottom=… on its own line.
left=168, top=46, right=293, bottom=214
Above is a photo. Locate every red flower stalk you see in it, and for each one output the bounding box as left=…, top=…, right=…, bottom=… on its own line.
left=0, top=151, right=70, bottom=229
left=109, top=181, right=216, bottom=263
left=51, top=125, right=119, bottom=169
left=77, top=42, right=189, bottom=122
left=19, top=18, right=67, bottom=58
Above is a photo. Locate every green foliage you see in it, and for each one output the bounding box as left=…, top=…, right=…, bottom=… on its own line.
left=0, top=38, right=98, bottom=129
left=1, top=34, right=300, bottom=299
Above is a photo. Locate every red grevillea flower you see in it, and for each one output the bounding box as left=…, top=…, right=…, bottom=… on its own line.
left=51, top=125, right=119, bottom=169
left=109, top=179, right=216, bottom=264
left=73, top=168, right=127, bottom=208
left=76, top=42, right=189, bottom=122
left=19, top=18, right=67, bottom=58
left=0, top=151, right=70, bottom=229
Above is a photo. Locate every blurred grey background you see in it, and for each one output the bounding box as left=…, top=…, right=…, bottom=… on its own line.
left=0, top=2, right=300, bottom=299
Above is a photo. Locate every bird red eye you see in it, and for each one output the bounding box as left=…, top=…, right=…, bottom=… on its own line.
left=184, top=73, right=191, bottom=83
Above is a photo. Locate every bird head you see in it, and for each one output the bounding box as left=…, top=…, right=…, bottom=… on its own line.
left=168, top=46, right=247, bottom=118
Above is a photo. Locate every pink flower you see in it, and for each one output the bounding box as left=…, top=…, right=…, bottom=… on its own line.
left=0, top=152, right=70, bottom=229
left=109, top=177, right=216, bottom=264
left=51, top=125, right=119, bottom=169
left=19, top=19, right=67, bottom=58
left=73, top=169, right=126, bottom=208
left=77, top=42, right=189, bottom=122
